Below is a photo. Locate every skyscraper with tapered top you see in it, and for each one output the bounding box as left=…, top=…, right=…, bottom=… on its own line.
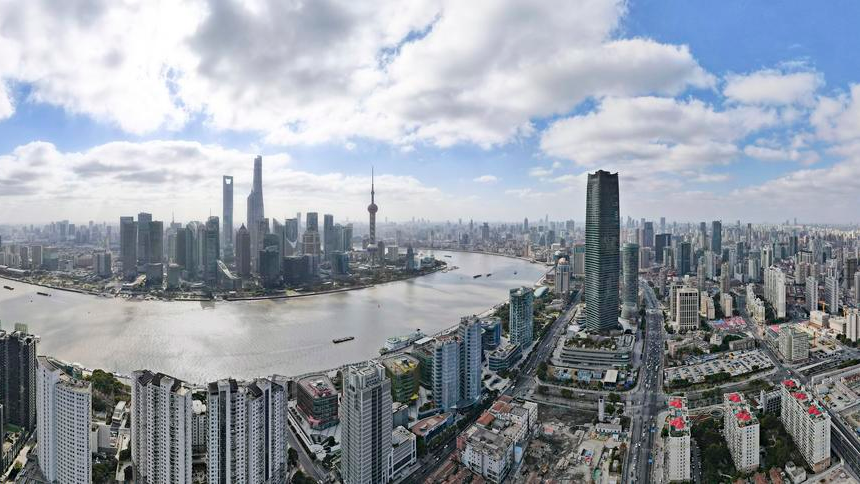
left=222, top=175, right=234, bottom=262
left=584, top=170, right=620, bottom=333
left=246, top=156, right=265, bottom=273
left=368, top=168, right=378, bottom=245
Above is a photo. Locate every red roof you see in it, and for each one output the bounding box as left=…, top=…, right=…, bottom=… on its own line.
left=669, top=399, right=684, bottom=409
left=670, top=417, right=686, bottom=430
left=808, top=405, right=822, bottom=416
left=792, top=391, right=807, bottom=401
left=477, top=412, right=495, bottom=426
left=728, top=393, right=741, bottom=403
left=783, top=379, right=797, bottom=388
left=735, top=410, right=752, bottom=422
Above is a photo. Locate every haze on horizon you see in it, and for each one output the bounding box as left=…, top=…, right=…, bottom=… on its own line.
left=1, top=0, right=860, bottom=225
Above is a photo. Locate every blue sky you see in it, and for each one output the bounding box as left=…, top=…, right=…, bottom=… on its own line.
left=1, top=0, right=860, bottom=224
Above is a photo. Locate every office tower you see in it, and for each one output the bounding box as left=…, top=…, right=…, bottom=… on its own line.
left=306, top=212, right=319, bottom=233
left=207, top=378, right=287, bottom=484
left=284, top=218, right=299, bottom=256
left=0, top=330, right=38, bottom=430
left=660, top=216, right=666, bottom=233
left=137, top=212, right=152, bottom=266
left=432, top=336, right=460, bottom=411
left=29, top=245, right=42, bottom=269
left=655, top=233, right=671, bottom=264
left=764, top=267, right=786, bottom=319
left=805, top=276, right=818, bottom=312
left=340, top=362, right=393, bottom=484
left=271, top=218, right=285, bottom=261
left=642, top=221, right=654, bottom=248
left=676, top=241, right=692, bottom=275
left=93, top=250, right=112, bottom=277
left=323, top=214, right=335, bottom=257
left=184, top=224, right=199, bottom=280
left=148, top=220, right=163, bottom=263
left=132, top=371, right=193, bottom=483
left=723, top=393, right=759, bottom=473
left=235, top=224, right=251, bottom=278
left=344, top=224, right=354, bottom=251
left=846, top=258, right=858, bottom=290
left=121, top=216, right=138, bottom=280
left=458, top=317, right=482, bottom=407
left=780, top=379, right=831, bottom=472
left=36, top=356, right=92, bottom=484
left=711, top=220, right=722, bottom=253
left=259, top=246, right=281, bottom=288
left=246, top=155, right=265, bottom=273
left=621, top=243, right=639, bottom=320
left=825, top=274, right=840, bottom=313
left=571, top=243, right=585, bottom=276
left=778, top=326, right=809, bottom=362
left=666, top=397, right=691, bottom=482
left=674, top=287, right=699, bottom=332
left=367, top=168, right=378, bottom=244
left=509, top=287, right=535, bottom=348
left=855, top=272, right=860, bottom=303
left=203, top=217, right=220, bottom=285
left=481, top=222, right=490, bottom=242
left=222, top=175, right=234, bottom=261
left=584, top=170, right=620, bottom=333
left=555, top=257, right=571, bottom=295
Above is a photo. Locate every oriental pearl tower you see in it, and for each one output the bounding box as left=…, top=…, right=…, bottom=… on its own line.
left=368, top=167, right=378, bottom=244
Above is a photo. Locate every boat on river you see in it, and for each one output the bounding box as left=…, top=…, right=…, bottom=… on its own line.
left=333, top=336, right=355, bottom=344
left=379, top=330, right=425, bottom=354
left=37, top=291, right=51, bottom=297
left=3, top=285, right=13, bottom=290
left=473, top=274, right=482, bottom=278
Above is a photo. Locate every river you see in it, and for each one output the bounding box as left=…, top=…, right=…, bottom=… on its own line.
left=0, top=250, right=547, bottom=383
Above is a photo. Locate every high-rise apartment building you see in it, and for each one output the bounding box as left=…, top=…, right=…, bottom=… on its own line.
left=132, top=370, right=193, bottom=483
left=340, top=362, right=393, bottom=484
left=207, top=378, right=288, bottom=484
left=222, top=175, right=234, bottom=262
left=432, top=336, right=460, bottom=412
left=778, top=326, right=809, bottom=363
left=846, top=309, right=860, bottom=342
left=0, top=330, right=38, bottom=430
left=723, top=392, right=759, bottom=473
left=780, top=379, right=831, bottom=473
left=246, top=155, right=265, bottom=273
left=621, top=243, right=639, bottom=320
left=666, top=397, right=691, bottom=481
left=36, top=356, right=92, bottom=484
left=825, top=274, right=840, bottom=313
left=458, top=317, right=482, bottom=408
left=764, top=266, right=786, bottom=319
left=806, top=275, right=818, bottom=312
left=584, top=170, right=620, bottom=333
left=555, top=258, right=571, bottom=295
left=509, top=287, right=534, bottom=348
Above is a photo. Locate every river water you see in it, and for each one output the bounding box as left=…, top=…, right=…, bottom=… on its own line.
left=0, top=250, right=547, bottom=383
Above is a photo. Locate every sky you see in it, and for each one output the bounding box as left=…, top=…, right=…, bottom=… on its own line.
left=2, top=0, right=860, bottom=225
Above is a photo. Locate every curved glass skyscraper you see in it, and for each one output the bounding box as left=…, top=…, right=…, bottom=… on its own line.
left=584, top=170, right=620, bottom=333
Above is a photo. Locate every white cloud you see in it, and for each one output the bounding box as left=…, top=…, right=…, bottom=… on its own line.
left=473, top=175, right=498, bottom=183
left=0, top=0, right=713, bottom=148
left=0, top=82, right=14, bottom=120
left=724, top=69, right=823, bottom=106
left=811, top=84, right=860, bottom=142
left=0, top=140, right=444, bottom=223
left=539, top=96, right=777, bottom=175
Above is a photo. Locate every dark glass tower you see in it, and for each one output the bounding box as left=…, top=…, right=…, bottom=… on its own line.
left=222, top=175, right=234, bottom=262
left=584, top=170, right=620, bottom=333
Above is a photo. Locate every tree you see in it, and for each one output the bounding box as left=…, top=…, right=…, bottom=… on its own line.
left=288, top=447, right=299, bottom=467
left=561, top=389, right=572, bottom=398
left=608, top=392, right=621, bottom=404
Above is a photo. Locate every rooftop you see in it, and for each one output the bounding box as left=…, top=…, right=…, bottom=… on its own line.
left=298, top=374, right=337, bottom=398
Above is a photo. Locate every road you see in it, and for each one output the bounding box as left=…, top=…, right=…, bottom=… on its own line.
left=285, top=414, right=329, bottom=482
left=623, top=281, right=666, bottom=484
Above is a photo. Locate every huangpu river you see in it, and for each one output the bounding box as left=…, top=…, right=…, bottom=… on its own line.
left=0, top=250, right=547, bottom=383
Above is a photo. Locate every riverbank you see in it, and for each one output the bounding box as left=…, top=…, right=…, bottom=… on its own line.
left=0, top=264, right=445, bottom=303
left=416, top=246, right=545, bottom=265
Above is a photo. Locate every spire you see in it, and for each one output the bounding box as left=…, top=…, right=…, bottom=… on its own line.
left=371, top=166, right=375, bottom=204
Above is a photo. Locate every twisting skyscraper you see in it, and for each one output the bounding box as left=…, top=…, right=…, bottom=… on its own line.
left=246, top=155, right=265, bottom=273
left=584, top=170, right=620, bottom=333
left=367, top=168, right=378, bottom=244
left=222, top=175, right=234, bottom=262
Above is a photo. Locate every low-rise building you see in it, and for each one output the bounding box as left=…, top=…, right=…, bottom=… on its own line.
left=723, top=392, right=760, bottom=473
left=488, top=343, right=522, bottom=372
left=779, top=379, right=831, bottom=473
left=554, top=334, right=634, bottom=371
left=411, top=412, right=453, bottom=444
left=296, top=375, right=339, bottom=429
left=390, top=425, right=417, bottom=479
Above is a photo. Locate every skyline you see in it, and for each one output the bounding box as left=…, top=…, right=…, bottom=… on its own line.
left=2, top=1, right=860, bottom=223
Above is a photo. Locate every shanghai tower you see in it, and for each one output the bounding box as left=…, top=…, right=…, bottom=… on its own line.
left=584, top=170, right=620, bottom=333
left=246, top=155, right=265, bottom=272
